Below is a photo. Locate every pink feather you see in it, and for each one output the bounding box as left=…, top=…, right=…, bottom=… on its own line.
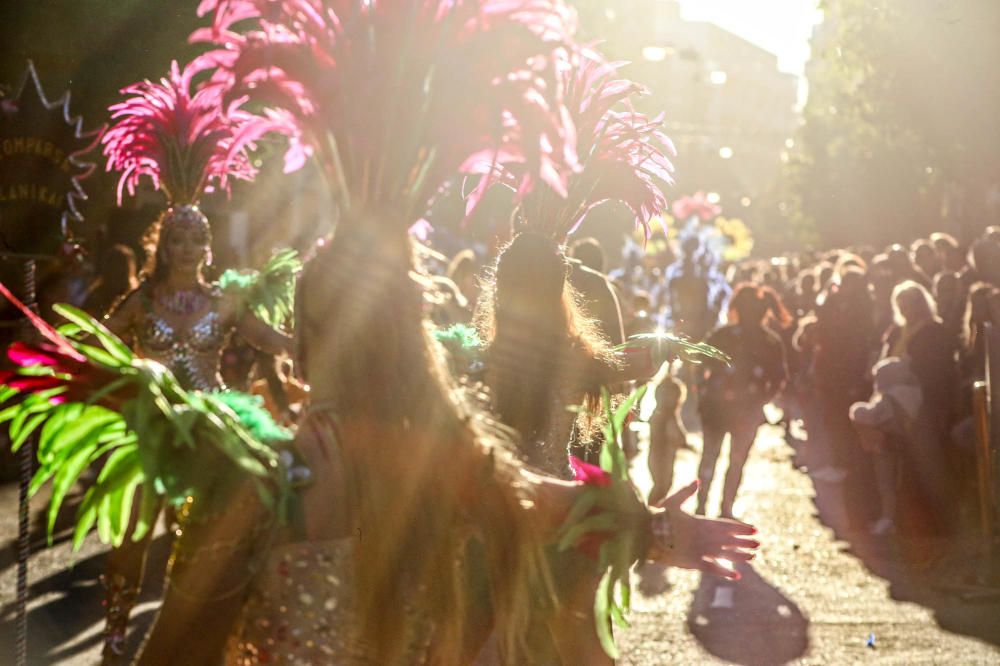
left=0, top=282, right=85, bottom=364
left=101, top=60, right=259, bottom=206
left=190, top=0, right=581, bottom=224
left=671, top=191, right=721, bottom=223
left=495, top=54, right=676, bottom=241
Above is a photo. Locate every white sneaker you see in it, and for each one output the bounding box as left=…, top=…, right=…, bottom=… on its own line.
left=870, top=518, right=894, bottom=536
left=710, top=586, right=734, bottom=609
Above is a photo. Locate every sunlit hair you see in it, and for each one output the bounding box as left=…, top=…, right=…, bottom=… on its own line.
left=727, top=282, right=793, bottom=328
left=447, top=248, right=476, bottom=284
left=302, top=221, right=551, bottom=662
left=930, top=232, right=959, bottom=252
left=834, top=251, right=866, bottom=276
left=963, top=282, right=997, bottom=351
left=933, top=270, right=962, bottom=301
left=475, top=232, right=617, bottom=445
left=837, top=265, right=869, bottom=295
left=892, top=280, right=938, bottom=327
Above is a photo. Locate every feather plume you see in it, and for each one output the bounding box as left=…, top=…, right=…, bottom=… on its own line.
left=475, top=54, right=675, bottom=242
left=670, top=191, right=721, bottom=223
left=0, top=301, right=288, bottom=551
left=101, top=60, right=258, bottom=206
left=191, top=0, right=581, bottom=224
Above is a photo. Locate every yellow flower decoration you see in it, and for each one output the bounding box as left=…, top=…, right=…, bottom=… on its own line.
left=715, top=216, right=754, bottom=261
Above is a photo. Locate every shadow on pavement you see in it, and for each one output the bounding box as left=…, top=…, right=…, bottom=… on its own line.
left=635, top=561, right=671, bottom=597
left=809, top=456, right=1000, bottom=648
left=686, top=563, right=809, bottom=666
left=0, top=533, right=170, bottom=664
left=0, top=490, right=90, bottom=578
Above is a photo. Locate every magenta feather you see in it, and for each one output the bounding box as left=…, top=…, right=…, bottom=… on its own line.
left=190, top=0, right=581, bottom=224
left=101, top=60, right=258, bottom=206
left=671, top=191, right=721, bottom=223
left=481, top=54, right=675, bottom=241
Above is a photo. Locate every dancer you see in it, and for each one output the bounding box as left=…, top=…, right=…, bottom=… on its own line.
left=97, top=61, right=296, bottom=661
left=697, top=284, right=789, bottom=518
left=109, top=4, right=595, bottom=661
left=473, top=56, right=740, bottom=662
left=3, top=2, right=758, bottom=663
left=475, top=55, right=677, bottom=477
left=664, top=193, right=733, bottom=344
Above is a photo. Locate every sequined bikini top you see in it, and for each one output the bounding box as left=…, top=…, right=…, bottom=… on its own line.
left=134, top=286, right=232, bottom=391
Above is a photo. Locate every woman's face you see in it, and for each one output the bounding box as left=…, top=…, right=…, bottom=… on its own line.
left=164, top=224, right=210, bottom=275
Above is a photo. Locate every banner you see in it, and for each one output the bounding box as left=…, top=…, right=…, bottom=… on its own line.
left=0, top=61, right=103, bottom=258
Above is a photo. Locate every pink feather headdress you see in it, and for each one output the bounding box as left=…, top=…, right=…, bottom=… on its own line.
left=671, top=191, right=721, bottom=223
left=191, top=0, right=581, bottom=225
left=101, top=60, right=258, bottom=207
left=472, top=54, right=675, bottom=242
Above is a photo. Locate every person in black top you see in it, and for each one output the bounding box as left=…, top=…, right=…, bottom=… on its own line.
left=881, top=280, right=959, bottom=530
left=696, top=284, right=790, bottom=518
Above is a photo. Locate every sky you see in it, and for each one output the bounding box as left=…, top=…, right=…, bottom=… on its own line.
left=676, top=0, right=825, bottom=76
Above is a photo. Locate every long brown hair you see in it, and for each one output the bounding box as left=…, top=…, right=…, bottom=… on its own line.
left=303, top=219, right=551, bottom=663
left=475, top=232, right=617, bottom=448
left=728, top=282, right=793, bottom=329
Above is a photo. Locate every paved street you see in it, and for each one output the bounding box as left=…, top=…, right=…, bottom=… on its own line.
left=1, top=423, right=999, bottom=664
left=621, top=422, right=1000, bottom=665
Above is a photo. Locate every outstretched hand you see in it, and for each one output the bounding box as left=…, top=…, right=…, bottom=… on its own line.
left=648, top=480, right=759, bottom=580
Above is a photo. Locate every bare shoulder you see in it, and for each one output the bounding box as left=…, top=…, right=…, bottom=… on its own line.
left=293, top=416, right=354, bottom=536
left=213, top=286, right=241, bottom=320
left=103, top=286, right=145, bottom=332
left=114, top=286, right=145, bottom=314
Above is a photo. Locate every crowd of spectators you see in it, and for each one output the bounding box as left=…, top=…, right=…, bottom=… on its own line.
left=5, top=220, right=999, bottom=546
left=617, top=226, right=1000, bottom=544
left=419, top=224, right=1000, bottom=548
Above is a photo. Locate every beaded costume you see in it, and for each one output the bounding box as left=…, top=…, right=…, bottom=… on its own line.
left=212, top=407, right=432, bottom=665
left=133, top=286, right=231, bottom=391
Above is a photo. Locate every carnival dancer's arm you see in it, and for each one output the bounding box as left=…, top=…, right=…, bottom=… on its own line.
left=135, top=481, right=270, bottom=665
left=220, top=248, right=301, bottom=357
left=607, top=332, right=733, bottom=384
left=100, top=288, right=143, bottom=347
left=235, top=307, right=295, bottom=356
left=523, top=469, right=758, bottom=579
